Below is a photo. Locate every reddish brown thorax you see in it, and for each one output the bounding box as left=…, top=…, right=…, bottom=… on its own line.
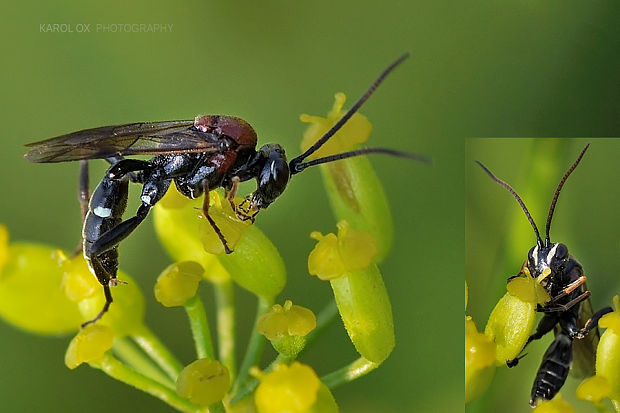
left=193, top=115, right=257, bottom=148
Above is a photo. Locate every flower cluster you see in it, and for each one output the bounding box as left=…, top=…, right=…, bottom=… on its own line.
left=0, top=93, right=402, bottom=412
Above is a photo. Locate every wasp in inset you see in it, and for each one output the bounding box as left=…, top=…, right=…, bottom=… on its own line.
left=476, top=144, right=613, bottom=407
left=25, top=54, right=428, bottom=327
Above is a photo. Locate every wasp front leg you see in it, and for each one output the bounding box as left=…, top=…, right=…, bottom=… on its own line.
left=202, top=182, right=233, bottom=254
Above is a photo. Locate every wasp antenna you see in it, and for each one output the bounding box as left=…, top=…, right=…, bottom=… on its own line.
left=291, top=147, right=430, bottom=174
left=289, top=53, right=409, bottom=173
left=544, top=143, right=590, bottom=246
left=476, top=160, right=543, bottom=246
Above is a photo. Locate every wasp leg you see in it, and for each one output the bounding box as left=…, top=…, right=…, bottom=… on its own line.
left=71, top=160, right=91, bottom=258
left=549, top=276, right=587, bottom=304
left=202, top=183, right=233, bottom=254
left=225, top=176, right=241, bottom=213
left=106, top=156, right=146, bottom=183
left=81, top=256, right=115, bottom=327
left=540, top=291, right=591, bottom=313
left=568, top=306, right=614, bottom=339
left=507, top=313, right=559, bottom=367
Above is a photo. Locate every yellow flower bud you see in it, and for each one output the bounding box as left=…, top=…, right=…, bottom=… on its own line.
left=576, top=375, right=611, bottom=403
left=532, top=394, right=575, bottom=413
left=77, top=270, right=144, bottom=336
left=465, top=317, right=496, bottom=403
left=308, top=221, right=377, bottom=281
left=507, top=275, right=550, bottom=305
left=0, top=224, right=8, bottom=272
left=61, top=254, right=99, bottom=302
left=254, top=362, right=321, bottom=413
left=595, top=296, right=620, bottom=402
left=64, top=324, right=114, bottom=369
left=300, top=94, right=394, bottom=261
left=258, top=300, right=316, bottom=340
left=154, top=261, right=203, bottom=307
left=0, top=242, right=82, bottom=334
left=176, top=358, right=230, bottom=407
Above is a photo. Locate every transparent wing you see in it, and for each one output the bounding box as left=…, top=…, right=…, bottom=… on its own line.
left=25, top=120, right=220, bottom=163
left=570, top=286, right=598, bottom=378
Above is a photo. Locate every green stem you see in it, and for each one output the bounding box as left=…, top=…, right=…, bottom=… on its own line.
left=302, top=299, right=339, bottom=351
left=230, top=296, right=272, bottom=397
left=113, top=337, right=175, bottom=388
left=321, top=357, right=379, bottom=388
left=185, top=294, right=215, bottom=359
left=230, top=353, right=292, bottom=405
left=214, top=279, right=236, bottom=381
left=132, top=325, right=184, bottom=381
left=90, top=353, right=204, bottom=413
left=208, top=401, right=226, bottom=413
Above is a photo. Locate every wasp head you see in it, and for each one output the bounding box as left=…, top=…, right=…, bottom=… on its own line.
left=250, top=144, right=290, bottom=209
left=526, top=242, right=569, bottom=290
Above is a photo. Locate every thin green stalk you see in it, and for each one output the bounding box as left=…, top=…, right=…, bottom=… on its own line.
left=214, top=279, right=236, bottom=380
left=90, top=353, right=204, bottom=413
left=132, top=324, right=184, bottom=381
left=185, top=294, right=214, bottom=359
left=302, top=299, right=339, bottom=351
left=231, top=297, right=272, bottom=398
left=230, top=353, right=292, bottom=405
left=321, top=357, right=379, bottom=388
left=113, top=337, right=175, bottom=388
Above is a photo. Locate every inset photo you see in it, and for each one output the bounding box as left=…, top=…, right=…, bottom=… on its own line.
left=466, top=138, right=620, bottom=412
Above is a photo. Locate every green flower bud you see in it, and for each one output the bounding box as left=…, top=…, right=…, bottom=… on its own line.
left=257, top=300, right=316, bottom=357
left=484, top=278, right=537, bottom=365
left=154, top=189, right=286, bottom=298
left=0, top=241, right=82, bottom=335
left=300, top=93, right=393, bottom=262
left=176, top=358, right=231, bottom=407
left=308, top=222, right=392, bottom=363
left=64, top=324, right=114, bottom=369
left=154, top=261, right=203, bottom=307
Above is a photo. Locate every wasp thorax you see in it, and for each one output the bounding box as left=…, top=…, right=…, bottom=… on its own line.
left=252, top=144, right=290, bottom=208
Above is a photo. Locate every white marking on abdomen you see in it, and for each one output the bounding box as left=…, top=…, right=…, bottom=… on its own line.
left=93, top=206, right=112, bottom=217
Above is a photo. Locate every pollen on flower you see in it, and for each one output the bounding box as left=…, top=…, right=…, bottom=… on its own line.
left=176, top=358, right=230, bottom=407
left=308, top=220, right=377, bottom=280
left=300, top=93, right=372, bottom=159
left=64, top=324, right=114, bottom=369
left=255, top=362, right=321, bottom=413
left=257, top=300, right=317, bottom=340
left=154, top=261, right=203, bottom=307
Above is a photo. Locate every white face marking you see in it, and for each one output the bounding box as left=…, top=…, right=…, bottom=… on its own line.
left=547, top=243, right=559, bottom=264
left=141, top=195, right=152, bottom=205
left=93, top=206, right=112, bottom=218
left=532, top=244, right=539, bottom=265
left=270, top=160, right=276, bottom=177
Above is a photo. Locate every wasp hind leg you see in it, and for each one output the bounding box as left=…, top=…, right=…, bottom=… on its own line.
left=81, top=256, right=116, bottom=327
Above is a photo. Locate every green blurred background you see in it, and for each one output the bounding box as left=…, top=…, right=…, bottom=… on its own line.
left=0, top=0, right=618, bottom=412
left=466, top=139, right=620, bottom=412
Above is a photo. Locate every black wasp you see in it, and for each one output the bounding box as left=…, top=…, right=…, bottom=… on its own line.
left=476, top=144, right=613, bottom=407
left=25, top=54, right=428, bottom=327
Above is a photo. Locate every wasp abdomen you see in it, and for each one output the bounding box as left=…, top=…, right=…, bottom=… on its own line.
left=530, top=333, right=573, bottom=406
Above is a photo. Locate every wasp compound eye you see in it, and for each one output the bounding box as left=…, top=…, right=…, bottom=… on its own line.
left=554, top=243, right=568, bottom=260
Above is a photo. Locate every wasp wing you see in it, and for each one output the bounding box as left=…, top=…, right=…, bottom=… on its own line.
left=570, top=285, right=599, bottom=378
left=25, top=120, right=220, bottom=163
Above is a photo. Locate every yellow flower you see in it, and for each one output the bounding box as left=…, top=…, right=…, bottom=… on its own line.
left=198, top=191, right=252, bottom=255
left=576, top=375, right=611, bottom=403
left=532, top=394, right=575, bottom=413
left=254, top=362, right=338, bottom=413
left=176, top=358, right=230, bottom=407
left=465, top=317, right=496, bottom=403
left=65, top=324, right=114, bottom=369
left=308, top=220, right=377, bottom=280
left=507, top=274, right=550, bottom=305
left=0, top=235, right=82, bottom=334
left=154, top=261, right=203, bottom=307
left=593, top=296, right=620, bottom=406
left=258, top=300, right=316, bottom=357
